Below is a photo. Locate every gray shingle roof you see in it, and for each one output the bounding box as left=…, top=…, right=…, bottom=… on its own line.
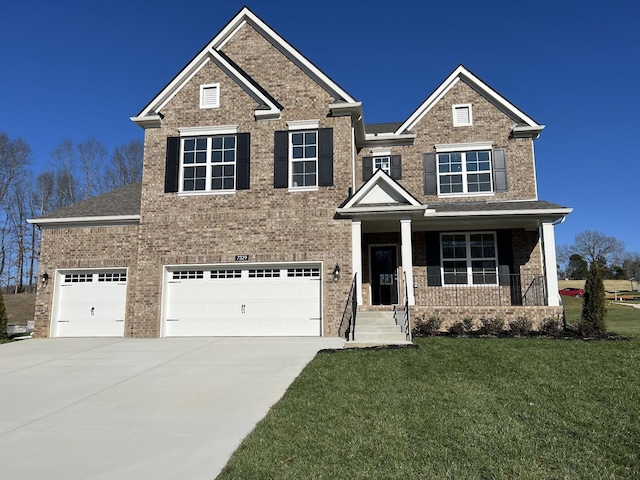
left=34, top=182, right=142, bottom=220
left=365, top=122, right=404, bottom=134
left=428, top=200, right=569, bottom=213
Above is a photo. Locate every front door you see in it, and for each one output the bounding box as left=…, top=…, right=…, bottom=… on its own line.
left=370, top=245, right=398, bottom=305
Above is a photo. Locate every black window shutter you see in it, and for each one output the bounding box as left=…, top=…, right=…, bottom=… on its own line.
left=274, top=131, right=288, bottom=188
left=236, top=133, right=250, bottom=190
left=423, top=153, right=437, bottom=195
left=496, top=230, right=514, bottom=286
left=165, top=137, right=180, bottom=193
left=493, top=149, right=508, bottom=192
left=318, top=128, right=333, bottom=186
left=390, top=155, right=402, bottom=180
left=363, top=157, right=373, bottom=181
left=426, top=231, right=442, bottom=286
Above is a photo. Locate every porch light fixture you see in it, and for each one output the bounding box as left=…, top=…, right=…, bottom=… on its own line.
left=41, top=272, right=49, bottom=287
left=332, top=264, right=341, bottom=282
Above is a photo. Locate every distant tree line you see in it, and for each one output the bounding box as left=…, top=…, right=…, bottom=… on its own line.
left=0, top=132, right=142, bottom=293
left=558, top=230, right=640, bottom=283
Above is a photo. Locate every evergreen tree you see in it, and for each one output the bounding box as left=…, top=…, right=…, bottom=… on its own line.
left=0, top=290, right=7, bottom=339
left=580, top=260, right=607, bottom=334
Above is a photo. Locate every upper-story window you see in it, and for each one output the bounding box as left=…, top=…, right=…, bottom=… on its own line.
left=274, top=122, right=333, bottom=190
left=290, top=130, right=318, bottom=188
left=200, top=84, right=220, bottom=109
left=374, top=156, right=390, bottom=175
left=438, top=150, right=492, bottom=194
left=452, top=103, right=472, bottom=126
left=182, top=135, right=237, bottom=192
left=423, top=142, right=507, bottom=196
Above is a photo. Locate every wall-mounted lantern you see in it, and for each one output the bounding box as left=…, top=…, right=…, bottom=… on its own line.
left=41, top=272, right=49, bottom=287
left=332, top=264, right=341, bottom=282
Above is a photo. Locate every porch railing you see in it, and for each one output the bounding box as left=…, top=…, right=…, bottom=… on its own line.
left=339, top=274, right=357, bottom=341
left=393, top=271, right=412, bottom=341
left=414, top=274, right=547, bottom=307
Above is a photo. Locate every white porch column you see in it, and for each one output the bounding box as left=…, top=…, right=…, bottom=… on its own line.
left=351, top=219, right=363, bottom=305
left=542, top=222, right=560, bottom=306
left=400, top=218, right=415, bottom=306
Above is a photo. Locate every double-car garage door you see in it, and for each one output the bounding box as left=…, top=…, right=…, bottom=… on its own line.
left=51, top=264, right=322, bottom=337
left=162, top=264, right=322, bottom=336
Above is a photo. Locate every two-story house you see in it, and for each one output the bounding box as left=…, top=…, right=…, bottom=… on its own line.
left=29, top=7, right=571, bottom=339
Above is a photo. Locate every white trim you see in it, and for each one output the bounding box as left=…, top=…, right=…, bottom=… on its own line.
left=155, top=58, right=211, bottom=116
left=342, top=169, right=422, bottom=209
left=541, top=223, right=561, bottom=306
left=287, top=119, right=320, bottom=130
left=179, top=125, right=238, bottom=136
left=370, top=147, right=392, bottom=156
left=423, top=207, right=573, bottom=218
left=435, top=141, right=493, bottom=152
left=28, top=215, right=140, bottom=227
left=352, top=220, right=363, bottom=305
left=452, top=103, right=472, bottom=127
left=400, top=219, right=415, bottom=305
left=199, top=83, right=220, bottom=109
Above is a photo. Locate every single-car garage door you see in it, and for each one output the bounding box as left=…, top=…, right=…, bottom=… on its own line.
left=163, top=264, right=322, bottom=336
left=52, top=270, right=127, bottom=337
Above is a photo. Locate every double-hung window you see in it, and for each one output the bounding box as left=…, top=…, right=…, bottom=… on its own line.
left=441, top=232, right=497, bottom=285
left=374, top=156, right=390, bottom=175
left=182, top=135, right=237, bottom=192
left=438, top=150, right=492, bottom=194
left=290, top=130, right=317, bottom=188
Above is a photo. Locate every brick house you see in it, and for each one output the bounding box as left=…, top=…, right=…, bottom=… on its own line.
left=29, top=7, right=571, bottom=339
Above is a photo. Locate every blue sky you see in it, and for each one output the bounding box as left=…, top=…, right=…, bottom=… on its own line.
left=1, top=0, right=638, bottom=254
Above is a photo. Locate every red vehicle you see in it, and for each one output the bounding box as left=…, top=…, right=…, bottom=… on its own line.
left=559, top=287, right=584, bottom=298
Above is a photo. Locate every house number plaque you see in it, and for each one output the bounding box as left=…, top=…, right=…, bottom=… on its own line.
left=235, top=255, right=250, bottom=261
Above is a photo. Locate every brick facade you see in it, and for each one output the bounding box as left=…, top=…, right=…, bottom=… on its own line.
left=31, top=8, right=568, bottom=339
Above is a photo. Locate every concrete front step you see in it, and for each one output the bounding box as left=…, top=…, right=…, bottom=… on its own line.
left=354, top=332, right=408, bottom=343
left=352, top=309, right=410, bottom=345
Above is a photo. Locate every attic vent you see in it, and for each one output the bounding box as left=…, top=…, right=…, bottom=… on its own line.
left=200, top=83, right=220, bottom=109
left=453, top=104, right=472, bottom=127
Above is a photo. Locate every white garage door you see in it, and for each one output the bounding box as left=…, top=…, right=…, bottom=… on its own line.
left=163, top=264, right=322, bottom=336
left=53, top=270, right=127, bottom=337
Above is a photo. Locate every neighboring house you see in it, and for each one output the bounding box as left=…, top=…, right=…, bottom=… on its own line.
left=28, top=7, right=571, bottom=339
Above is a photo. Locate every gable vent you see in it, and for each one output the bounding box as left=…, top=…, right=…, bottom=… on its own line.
left=453, top=104, right=472, bottom=126
left=200, top=84, right=220, bottom=109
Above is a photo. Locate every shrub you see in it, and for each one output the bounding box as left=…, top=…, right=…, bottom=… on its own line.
left=448, top=321, right=466, bottom=337
left=539, top=316, right=563, bottom=336
left=412, top=316, right=443, bottom=337
left=581, top=261, right=607, bottom=334
left=0, top=290, right=7, bottom=339
left=508, top=316, right=532, bottom=336
left=478, top=316, right=505, bottom=335
left=462, top=316, right=474, bottom=332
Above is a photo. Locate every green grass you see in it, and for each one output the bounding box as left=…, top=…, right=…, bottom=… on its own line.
left=218, top=312, right=640, bottom=479
left=563, top=295, right=640, bottom=337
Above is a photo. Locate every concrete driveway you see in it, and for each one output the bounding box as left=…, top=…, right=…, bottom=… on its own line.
left=0, top=337, right=344, bottom=479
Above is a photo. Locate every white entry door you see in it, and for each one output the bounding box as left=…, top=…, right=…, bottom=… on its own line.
left=163, top=265, right=322, bottom=336
left=53, top=270, right=127, bottom=337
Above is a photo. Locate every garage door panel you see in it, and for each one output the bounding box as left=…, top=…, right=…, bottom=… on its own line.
left=54, top=273, right=127, bottom=337
left=163, top=265, right=321, bottom=337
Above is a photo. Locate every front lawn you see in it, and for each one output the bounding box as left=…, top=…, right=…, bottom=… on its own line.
left=218, top=314, right=640, bottom=479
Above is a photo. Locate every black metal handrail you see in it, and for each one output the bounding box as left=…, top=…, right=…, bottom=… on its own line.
left=393, top=271, right=412, bottom=341
left=339, top=273, right=357, bottom=341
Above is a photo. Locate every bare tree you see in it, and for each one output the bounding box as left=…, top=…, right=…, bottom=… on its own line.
left=50, top=138, right=78, bottom=207
left=0, top=132, right=31, bottom=205
left=102, top=139, right=143, bottom=191
left=571, top=230, right=625, bottom=266
left=78, top=137, right=108, bottom=199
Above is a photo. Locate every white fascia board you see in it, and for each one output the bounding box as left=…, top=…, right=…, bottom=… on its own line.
left=179, top=125, right=238, bottom=136
left=228, top=8, right=357, bottom=103
left=337, top=205, right=424, bottom=216
left=28, top=215, right=140, bottom=227
left=424, top=208, right=573, bottom=218
left=512, top=125, right=545, bottom=138
left=130, top=115, right=162, bottom=129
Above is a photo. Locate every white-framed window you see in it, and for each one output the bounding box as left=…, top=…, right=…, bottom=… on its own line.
left=181, top=135, right=236, bottom=192
left=200, top=83, right=220, bottom=109
left=373, top=156, right=390, bottom=175
left=290, top=130, right=318, bottom=188
left=441, top=232, right=497, bottom=285
left=452, top=103, right=472, bottom=126
left=437, top=150, right=492, bottom=195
